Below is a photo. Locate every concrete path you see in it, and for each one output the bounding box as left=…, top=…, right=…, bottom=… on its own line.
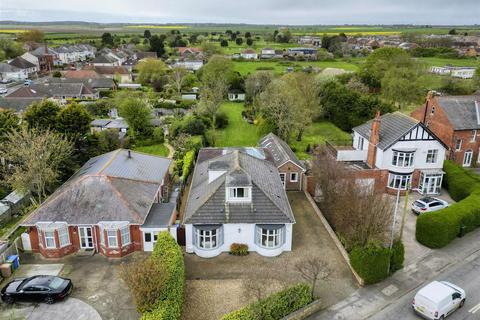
left=165, top=142, right=175, bottom=158
left=307, top=226, right=480, bottom=320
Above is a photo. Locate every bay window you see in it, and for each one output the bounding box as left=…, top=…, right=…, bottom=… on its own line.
left=44, top=231, right=56, bottom=248
left=58, top=226, right=70, bottom=247
left=107, top=230, right=118, bottom=248
left=194, top=225, right=223, bottom=250
left=98, top=222, right=131, bottom=248
left=388, top=173, right=412, bottom=190
left=36, top=222, right=69, bottom=249
left=120, top=226, right=131, bottom=245
left=391, top=151, right=415, bottom=167
left=255, top=225, right=285, bottom=249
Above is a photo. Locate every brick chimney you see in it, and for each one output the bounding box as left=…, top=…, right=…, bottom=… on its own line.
left=366, top=111, right=381, bottom=168
left=44, top=43, right=48, bottom=54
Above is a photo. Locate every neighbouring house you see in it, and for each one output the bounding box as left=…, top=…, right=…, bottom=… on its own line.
left=90, top=118, right=129, bottom=137
left=91, top=54, right=120, bottom=67
left=258, top=133, right=307, bottom=191
left=181, top=92, right=199, bottom=100
left=183, top=149, right=295, bottom=258
left=22, top=149, right=175, bottom=258
left=228, top=90, right=245, bottom=102
left=260, top=47, right=275, bottom=58
left=85, top=66, right=132, bottom=83
left=287, top=47, right=318, bottom=57
left=411, top=93, right=480, bottom=168
left=326, top=111, right=448, bottom=195
left=136, top=51, right=158, bottom=60
left=47, top=77, right=117, bottom=91
left=175, top=60, right=203, bottom=71
left=8, top=57, right=38, bottom=77
left=430, top=65, right=476, bottom=79
left=5, top=82, right=99, bottom=103
left=0, top=97, right=43, bottom=113
left=52, top=44, right=96, bottom=64
left=21, top=45, right=58, bottom=73
left=177, top=47, right=203, bottom=59
left=0, top=63, right=28, bottom=82
left=240, top=49, right=258, bottom=60
left=64, top=69, right=101, bottom=79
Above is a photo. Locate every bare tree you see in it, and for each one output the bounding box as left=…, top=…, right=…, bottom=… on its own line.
left=312, top=147, right=394, bottom=250
left=169, top=66, right=189, bottom=95
left=295, top=257, right=331, bottom=299
left=0, top=127, right=73, bottom=203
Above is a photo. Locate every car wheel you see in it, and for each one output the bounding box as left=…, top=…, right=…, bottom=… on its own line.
left=45, top=296, right=55, bottom=304
left=439, top=316, right=444, bottom=320
left=460, top=299, right=465, bottom=308
left=4, top=296, right=14, bottom=304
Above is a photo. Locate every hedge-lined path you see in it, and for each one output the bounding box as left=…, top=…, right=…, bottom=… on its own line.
left=308, top=219, right=480, bottom=320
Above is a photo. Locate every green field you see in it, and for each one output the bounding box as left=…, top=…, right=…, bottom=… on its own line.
left=214, top=102, right=263, bottom=147
left=134, top=143, right=169, bottom=157
left=417, top=57, right=480, bottom=68
left=233, top=59, right=362, bottom=75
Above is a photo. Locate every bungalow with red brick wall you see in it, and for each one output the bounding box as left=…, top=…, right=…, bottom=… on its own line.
left=259, top=133, right=307, bottom=191
left=411, top=93, right=480, bottom=168
left=22, top=149, right=176, bottom=258
left=327, top=112, right=448, bottom=195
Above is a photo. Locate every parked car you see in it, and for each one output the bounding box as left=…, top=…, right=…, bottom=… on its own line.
left=412, top=281, right=465, bottom=319
left=411, top=197, right=449, bottom=214
left=0, top=87, right=7, bottom=94
left=1, top=275, right=73, bottom=304
left=24, top=79, right=33, bottom=86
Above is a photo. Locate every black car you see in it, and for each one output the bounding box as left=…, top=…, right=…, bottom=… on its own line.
left=1, top=275, right=73, bottom=304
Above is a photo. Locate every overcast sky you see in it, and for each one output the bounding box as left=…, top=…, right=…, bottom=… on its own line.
left=1, top=0, right=479, bottom=25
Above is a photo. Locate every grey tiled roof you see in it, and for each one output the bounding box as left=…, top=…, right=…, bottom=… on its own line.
left=353, top=112, right=419, bottom=150
left=9, top=57, right=36, bottom=69
left=0, top=63, right=20, bottom=73
left=92, top=55, right=117, bottom=64
left=183, top=149, right=294, bottom=225
left=259, top=133, right=306, bottom=170
left=23, top=149, right=172, bottom=225
left=0, top=97, right=41, bottom=113
left=142, top=203, right=176, bottom=228
left=437, top=96, right=480, bottom=130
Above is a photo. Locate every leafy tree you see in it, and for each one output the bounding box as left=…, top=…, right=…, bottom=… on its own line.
left=381, top=67, right=424, bottom=108
left=101, top=32, right=114, bottom=47
left=275, top=29, right=292, bottom=43
left=0, top=39, right=24, bottom=59
left=245, top=32, right=252, bottom=38
left=149, top=34, right=166, bottom=56
left=0, top=127, right=73, bottom=203
left=448, top=29, right=457, bottom=35
left=24, top=100, right=61, bottom=131
left=235, top=37, right=244, bottom=45
left=144, top=29, right=152, bottom=39
left=137, top=58, right=168, bottom=89
left=246, top=38, right=253, bottom=46
left=118, top=98, right=153, bottom=139
left=56, top=103, right=92, bottom=138
left=96, top=129, right=122, bottom=153
left=220, top=39, right=228, bottom=47
left=440, top=77, right=476, bottom=95
left=245, top=71, right=274, bottom=105
left=169, top=66, right=189, bottom=96
left=199, top=56, right=233, bottom=132
left=0, top=109, right=19, bottom=142
left=200, top=41, right=223, bottom=59
left=17, top=29, right=44, bottom=42
left=85, top=99, right=114, bottom=117
left=130, top=35, right=140, bottom=45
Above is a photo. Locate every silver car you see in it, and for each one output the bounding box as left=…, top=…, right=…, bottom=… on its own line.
left=412, top=197, right=449, bottom=214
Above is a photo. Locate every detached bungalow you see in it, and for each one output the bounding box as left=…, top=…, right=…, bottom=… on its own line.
left=23, top=149, right=175, bottom=258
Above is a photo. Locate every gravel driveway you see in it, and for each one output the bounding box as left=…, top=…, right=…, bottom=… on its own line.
left=183, top=191, right=357, bottom=320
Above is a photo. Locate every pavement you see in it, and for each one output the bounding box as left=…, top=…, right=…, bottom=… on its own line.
left=307, top=206, right=480, bottom=320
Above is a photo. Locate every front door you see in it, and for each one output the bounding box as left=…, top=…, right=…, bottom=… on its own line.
left=463, top=150, right=473, bottom=167
left=421, top=174, right=442, bottom=195
left=143, top=231, right=159, bottom=252
left=79, top=226, right=94, bottom=249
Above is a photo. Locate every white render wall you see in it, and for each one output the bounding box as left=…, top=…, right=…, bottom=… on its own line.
left=185, top=223, right=293, bottom=258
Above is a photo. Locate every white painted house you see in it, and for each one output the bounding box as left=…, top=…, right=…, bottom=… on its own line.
left=183, top=149, right=295, bottom=258
left=0, top=63, right=28, bottom=82
left=240, top=49, right=258, bottom=60
left=328, top=112, right=448, bottom=195
left=228, top=90, right=246, bottom=102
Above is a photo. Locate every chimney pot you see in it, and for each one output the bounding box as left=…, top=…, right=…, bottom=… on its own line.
left=127, top=150, right=131, bottom=158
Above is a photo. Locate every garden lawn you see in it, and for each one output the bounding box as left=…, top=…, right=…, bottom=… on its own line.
left=290, top=121, right=351, bottom=159
left=215, top=102, right=262, bottom=147
left=134, top=143, right=169, bottom=157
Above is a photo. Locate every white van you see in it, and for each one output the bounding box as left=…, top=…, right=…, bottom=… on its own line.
left=412, top=281, right=465, bottom=319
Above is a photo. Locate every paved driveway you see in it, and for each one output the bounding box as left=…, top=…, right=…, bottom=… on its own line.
left=183, top=191, right=357, bottom=320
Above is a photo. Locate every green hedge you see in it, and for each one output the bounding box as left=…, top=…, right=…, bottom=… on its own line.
left=141, top=232, right=185, bottom=320
left=349, top=243, right=391, bottom=284
left=416, top=161, right=480, bottom=248
left=181, top=150, right=195, bottom=181
left=221, top=284, right=312, bottom=320
left=390, top=240, right=405, bottom=273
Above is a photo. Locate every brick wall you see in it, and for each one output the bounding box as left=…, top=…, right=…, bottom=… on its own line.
left=278, top=162, right=304, bottom=191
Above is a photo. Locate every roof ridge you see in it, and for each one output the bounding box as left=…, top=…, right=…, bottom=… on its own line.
left=98, top=149, right=122, bottom=174
left=106, top=176, right=144, bottom=223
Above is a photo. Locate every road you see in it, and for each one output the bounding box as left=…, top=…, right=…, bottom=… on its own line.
left=370, top=250, right=480, bottom=320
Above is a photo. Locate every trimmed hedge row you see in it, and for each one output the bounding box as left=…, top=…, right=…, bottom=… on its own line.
left=221, top=283, right=312, bottom=320
left=141, top=232, right=185, bottom=320
left=416, top=161, right=480, bottom=248
left=349, top=241, right=404, bottom=284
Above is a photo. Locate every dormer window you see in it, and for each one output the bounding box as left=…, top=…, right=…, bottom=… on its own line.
left=226, top=187, right=251, bottom=202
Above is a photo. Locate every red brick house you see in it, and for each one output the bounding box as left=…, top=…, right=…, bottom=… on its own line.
left=411, top=94, right=480, bottom=167
left=22, top=149, right=176, bottom=258
left=259, top=133, right=307, bottom=191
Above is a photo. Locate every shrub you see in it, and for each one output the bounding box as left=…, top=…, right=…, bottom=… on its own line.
left=349, top=242, right=391, bottom=284
left=181, top=150, right=195, bottom=181
left=215, top=111, right=229, bottom=129
left=141, top=232, right=185, bottom=320
left=230, top=243, right=249, bottom=256
left=221, top=284, right=312, bottom=320
left=390, top=240, right=405, bottom=273
left=416, top=161, right=480, bottom=248
left=153, top=127, right=165, bottom=143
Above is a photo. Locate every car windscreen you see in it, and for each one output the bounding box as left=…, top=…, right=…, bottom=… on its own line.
left=414, top=201, right=426, bottom=208
left=49, top=277, right=66, bottom=289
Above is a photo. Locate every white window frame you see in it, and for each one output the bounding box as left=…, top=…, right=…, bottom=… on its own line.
left=463, top=150, right=473, bottom=167
left=357, top=136, right=365, bottom=150
left=455, top=139, right=462, bottom=151
left=44, top=231, right=56, bottom=249
left=226, top=187, right=251, bottom=202
left=471, top=130, right=477, bottom=143
left=290, top=172, right=298, bottom=183
left=107, top=230, right=118, bottom=248
left=388, top=174, right=412, bottom=190
left=120, top=226, right=131, bottom=246
left=58, top=226, right=70, bottom=248
left=391, top=151, right=415, bottom=167
left=195, top=228, right=219, bottom=250
left=256, top=226, right=284, bottom=249
left=426, top=149, right=438, bottom=164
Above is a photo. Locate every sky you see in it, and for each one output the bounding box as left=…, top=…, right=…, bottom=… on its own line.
left=1, top=0, right=479, bottom=25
